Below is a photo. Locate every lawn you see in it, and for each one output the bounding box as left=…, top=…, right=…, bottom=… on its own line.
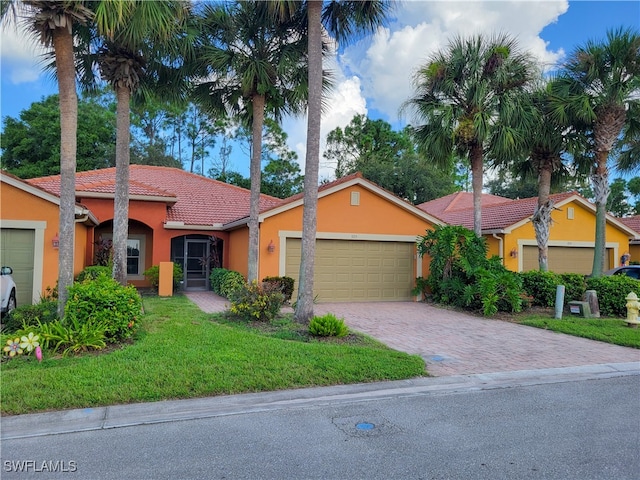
left=0, top=295, right=426, bottom=415
left=515, top=312, right=640, bottom=349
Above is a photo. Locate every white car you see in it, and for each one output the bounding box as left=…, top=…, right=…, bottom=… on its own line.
left=1, top=266, right=17, bottom=316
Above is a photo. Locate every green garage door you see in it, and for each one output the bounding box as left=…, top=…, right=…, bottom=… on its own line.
left=522, top=245, right=611, bottom=274
left=285, top=239, right=414, bottom=302
left=0, top=229, right=35, bottom=307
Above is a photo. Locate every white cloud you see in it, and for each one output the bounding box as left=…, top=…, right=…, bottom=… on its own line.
left=341, top=0, right=569, bottom=122
left=283, top=64, right=367, bottom=181
left=1, top=20, right=48, bottom=85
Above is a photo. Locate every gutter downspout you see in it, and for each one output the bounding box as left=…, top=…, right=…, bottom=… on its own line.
left=493, top=233, right=504, bottom=264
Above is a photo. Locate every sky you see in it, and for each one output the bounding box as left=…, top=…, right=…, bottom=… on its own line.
left=1, top=0, right=639, bottom=181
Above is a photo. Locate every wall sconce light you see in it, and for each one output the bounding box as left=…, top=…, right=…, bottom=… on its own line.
left=267, top=240, right=276, bottom=254
left=509, top=248, right=518, bottom=258
left=52, top=233, right=59, bottom=249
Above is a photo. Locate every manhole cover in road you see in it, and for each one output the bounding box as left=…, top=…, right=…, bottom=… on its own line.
left=333, top=414, right=401, bottom=437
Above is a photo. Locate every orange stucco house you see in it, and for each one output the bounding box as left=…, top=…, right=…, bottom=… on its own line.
left=2, top=167, right=443, bottom=305
left=418, top=191, right=639, bottom=274
left=0, top=172, right=98, bottom=306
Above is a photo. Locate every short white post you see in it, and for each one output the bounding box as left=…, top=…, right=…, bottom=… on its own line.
left=555, top=285, right=565, bottom=319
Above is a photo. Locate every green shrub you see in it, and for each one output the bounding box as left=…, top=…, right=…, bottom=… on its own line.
left=76, top=266, right=111, bottom=283
left=210, top=268, right=244, bottom=297
left=519, top=271, right=587, bottom=308
left=221, top=270, right=245, bottom=298
left=38, top=317, right=107, bottom=356
left=559, top=273, right=587, bottom=304
left=2, top=299, right=58, bottom=333
left=228, top=280, right=284, bottom=321
left=65, top=273, right=141, bottom=342
left=309, top=313, right=349, bottom=337
left=210, top=268, right=229, bottom=295
left=586, top=275, right=640, bottom=317
left=143, top=263, right=184, bottom=290
left=417, top=225, right=522, bottom=315
left=262, top=276, right=295, bottom=302
left=520, top=271, right=561, bottom=307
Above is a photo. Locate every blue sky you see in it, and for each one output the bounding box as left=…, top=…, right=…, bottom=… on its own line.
left=1, top=0, right=639, bottom=179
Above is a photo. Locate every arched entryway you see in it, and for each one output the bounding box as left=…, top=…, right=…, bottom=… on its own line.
left=171, top=235, right=223, bottom=291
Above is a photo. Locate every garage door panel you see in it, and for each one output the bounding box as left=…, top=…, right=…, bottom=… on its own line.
left=522, top=245, right=611, bottom=274
left=1, top=229, right=35, bottom=307
left=285, top=238, right=414, bottom=302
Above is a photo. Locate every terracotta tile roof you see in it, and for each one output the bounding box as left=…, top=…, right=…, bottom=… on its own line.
left=418, top=191, right=579, bottom=231
left=417, top=191, right=511, bottom=217
left=620, top=215, right=640, bottom=234
left=28, top=166, right=281, bottom=227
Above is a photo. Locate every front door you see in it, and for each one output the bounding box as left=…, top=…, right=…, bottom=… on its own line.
left=185, top=239, right=209, bottom=290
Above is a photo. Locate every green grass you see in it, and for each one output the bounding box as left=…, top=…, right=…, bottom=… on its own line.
left=1, top=295, right=426, bottom=415
left=517, top=313, right=640, bottom=348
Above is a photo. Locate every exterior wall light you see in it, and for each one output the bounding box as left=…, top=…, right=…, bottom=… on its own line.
left=52, top=233, right=60, bottom=249
left=267, top=240, right=276, bottom=253
left=509, top=248, right=518, bottom=258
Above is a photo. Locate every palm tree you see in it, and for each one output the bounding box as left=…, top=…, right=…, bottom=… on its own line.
left=191, top=0, right=308, bottom=283
left=91, top=0, right=190, bottom=285
left=1, top=1, right=93, bottom=316
left=514, top=84, right=588, bottom=271
left=550, top=27, right=640, bottom=277
left=294, top=0, right=393, bottom=324
left=404, top=34, right=536, bottom=237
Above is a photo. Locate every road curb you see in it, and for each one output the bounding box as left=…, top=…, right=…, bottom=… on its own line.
left=2, top=362, right=638, bottom=440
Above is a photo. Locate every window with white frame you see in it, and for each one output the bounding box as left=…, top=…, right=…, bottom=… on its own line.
left=102, top=234, right=145, bottom=280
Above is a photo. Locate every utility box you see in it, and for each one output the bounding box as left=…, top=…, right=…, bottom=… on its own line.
left=567, top=300, right=591, bottom=318
left=158, top=262, right=174, bottom=297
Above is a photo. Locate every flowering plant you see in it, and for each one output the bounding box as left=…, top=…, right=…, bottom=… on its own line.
left=3, top=338, right=23, bottom=357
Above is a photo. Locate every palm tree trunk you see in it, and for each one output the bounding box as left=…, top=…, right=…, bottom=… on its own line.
left=532, top=165, right=553, bottom=272
left=295, top=0, right=322, bottom=324
left=112, top=85, right=131, bottom=286
left=52, top=26, right=78, bottom=319
left=247, top=93, right=265, bottom=282
left=470, top=144, right=483, bottom=237
left=591, top=153, right=610, bottom=277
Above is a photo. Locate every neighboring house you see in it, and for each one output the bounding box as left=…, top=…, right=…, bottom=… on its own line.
left=0, top=171, right=98, bottom=306
left=230, top=172, right=443, bottom=301
left=418, top=191, right=639, bottom=274
left=27, top=166, right=281, bottom=292
left=619, top=216, right=640, bottom=264
left=23, top=167, right=442, bottom=303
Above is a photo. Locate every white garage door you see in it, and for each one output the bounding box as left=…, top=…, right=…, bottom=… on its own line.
left=1, top=229, right=35, bottom=307
left=522, top=245, right=611, bottom=274
left=285, top=239, right=414, bottom=302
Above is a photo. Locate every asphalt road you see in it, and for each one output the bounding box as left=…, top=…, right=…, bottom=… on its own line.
left=2, top=374, right=639, bottom=480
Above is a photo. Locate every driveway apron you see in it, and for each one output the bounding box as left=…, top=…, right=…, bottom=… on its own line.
left=186, top=293, right=640, bottom=377
left=313, top=302, right=640, bottom=376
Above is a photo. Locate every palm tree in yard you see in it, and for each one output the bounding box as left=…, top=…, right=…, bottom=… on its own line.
left=191, top=1, right=308, bottom=283
left=273, top=0, right=393, bottom=324
left=1, top=1, right=93, bottom=316
left=514, top=84, right=588, bottom=272
left=550, top=27, right=640, bottom=277
left=91, top=0, right=190, bottom=285
left=404, top=34, right=536, bottom=237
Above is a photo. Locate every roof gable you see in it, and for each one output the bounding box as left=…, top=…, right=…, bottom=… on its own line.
left=239, top=172, right=444, bottom=228
left=419, top=190, right=639, bottom=238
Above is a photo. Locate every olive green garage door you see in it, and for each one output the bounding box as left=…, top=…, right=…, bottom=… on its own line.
left=522, top=245, right=611, bottom=274
left=0, top=229, right=35, bottom=307
left=285, top=238, right=414, bottom=302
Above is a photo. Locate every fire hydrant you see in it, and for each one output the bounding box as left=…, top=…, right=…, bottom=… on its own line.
left=625, top=292, right=640, bottom=328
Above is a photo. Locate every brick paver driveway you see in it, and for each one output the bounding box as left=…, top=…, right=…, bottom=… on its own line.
left=314, top=302, right=640, bottom=376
